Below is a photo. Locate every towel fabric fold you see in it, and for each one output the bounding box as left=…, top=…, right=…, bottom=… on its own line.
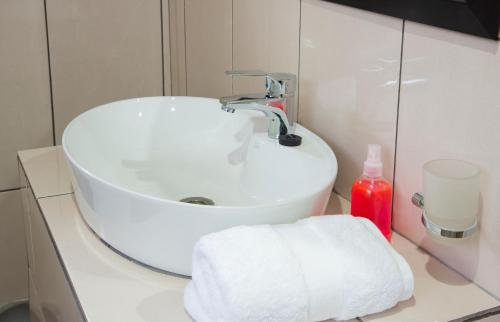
left=184, top=215, right=414, bottom=322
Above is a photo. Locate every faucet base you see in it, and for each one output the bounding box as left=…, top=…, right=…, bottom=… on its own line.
left=279, top=134, right=302, bottom=147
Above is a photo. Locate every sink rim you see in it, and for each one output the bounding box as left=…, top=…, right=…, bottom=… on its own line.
left=62, top=96, right=338, bottom=210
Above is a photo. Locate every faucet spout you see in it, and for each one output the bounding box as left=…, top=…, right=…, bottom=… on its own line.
left=219, top=94, right=292, bottom=139
left=220, top=93, right=270, bottom=106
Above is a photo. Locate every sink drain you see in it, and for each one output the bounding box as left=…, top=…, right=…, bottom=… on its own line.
left=179, top=196, right=215, bottom=206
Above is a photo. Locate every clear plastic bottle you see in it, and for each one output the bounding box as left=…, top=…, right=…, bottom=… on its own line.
left=350, top=144, right=393, bottom=241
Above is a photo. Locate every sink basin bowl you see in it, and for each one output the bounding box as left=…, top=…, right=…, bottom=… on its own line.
left=63, top=96, right=337, bottom=275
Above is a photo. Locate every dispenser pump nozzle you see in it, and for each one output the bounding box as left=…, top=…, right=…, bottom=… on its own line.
left=363, top=144, right=383, bottom=178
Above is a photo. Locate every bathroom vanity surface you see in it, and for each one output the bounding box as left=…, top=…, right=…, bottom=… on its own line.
left=18, top=146, right=499, bottom=322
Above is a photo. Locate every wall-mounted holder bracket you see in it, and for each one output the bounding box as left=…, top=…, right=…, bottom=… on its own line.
left=411, top=192, right=477, bottom=239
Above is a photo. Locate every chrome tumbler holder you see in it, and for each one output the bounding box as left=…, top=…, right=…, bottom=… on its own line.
left=411, top=192, right=477, bottom=239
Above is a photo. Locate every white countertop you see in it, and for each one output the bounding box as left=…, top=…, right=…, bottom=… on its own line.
left=19, top=146, right=500, bottom=322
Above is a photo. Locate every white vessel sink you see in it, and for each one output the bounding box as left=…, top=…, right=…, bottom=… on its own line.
left=63, top=96, right=337, bottom=275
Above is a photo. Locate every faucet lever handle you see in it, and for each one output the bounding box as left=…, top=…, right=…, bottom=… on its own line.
left=224, top=70, right=296, bottom=97
left=224, top=70, right=294, bottom=81
left=224, top=70, right=267, bottom=77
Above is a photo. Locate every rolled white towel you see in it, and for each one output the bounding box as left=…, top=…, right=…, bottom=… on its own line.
left=184, top=225, right=309, bottom=322
left=184, top=215, right=414, bottom=322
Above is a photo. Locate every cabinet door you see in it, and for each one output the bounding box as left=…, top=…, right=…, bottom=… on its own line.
left=29, top=192, right=84, bottom=322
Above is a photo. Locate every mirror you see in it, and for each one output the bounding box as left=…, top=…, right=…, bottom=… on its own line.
left=326, top=0, right=500, bottom=39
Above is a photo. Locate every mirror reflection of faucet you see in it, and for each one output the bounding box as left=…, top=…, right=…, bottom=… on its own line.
left=220, top=70, right=302, bottom=147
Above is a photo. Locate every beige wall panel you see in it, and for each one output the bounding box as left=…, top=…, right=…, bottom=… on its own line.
left=394, top=21, right=500, bottom=298
left=163, top=0, right=172, bottom=96
left=232, top=0, right=300, bottom=95
left=47, top=0, right=163, bottom=142
left=299, top=0, right=402, bottom=199
left=184, top=0, right=232, bottom=98
left=0, top=0, right=53, bottom=190
left=168, top=0, right=187, bottom=96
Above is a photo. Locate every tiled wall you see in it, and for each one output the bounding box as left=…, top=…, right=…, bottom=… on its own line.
left=174, top=0, right=500, bottom=298
left=171, top=0, right=301, bottom=98
left=185, top=0, right=232, bottom=98
left=299, top=0, right=401, bottom=198
left=232, top=0, right=300, bottom=95
left=0, top=0, right=51, bottom=306
left=46, top=0, right=165, bottom=143
left=0, top=0, right=170, bottom=307
left=0, top=0, right=53, bottom=192
left=393, top=22, right=500, bottom=298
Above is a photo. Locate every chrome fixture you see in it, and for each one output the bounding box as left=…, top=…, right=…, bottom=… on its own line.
left=179, top=196, right=215, bottom=206
left=412, top=192, right=477, bottom=238
left=220, top=70, right=297, bottom=140
left=411, top=192, right=425, bottom=209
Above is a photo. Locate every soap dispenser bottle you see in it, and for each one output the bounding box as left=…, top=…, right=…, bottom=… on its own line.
left=351, top=144, right=393, bottom=241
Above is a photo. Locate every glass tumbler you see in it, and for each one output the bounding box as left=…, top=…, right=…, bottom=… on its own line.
left=423, top=159, right=480, bottom=232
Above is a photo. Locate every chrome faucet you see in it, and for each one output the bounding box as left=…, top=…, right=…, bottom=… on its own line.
left=220, top=70, right=297, bottom=140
